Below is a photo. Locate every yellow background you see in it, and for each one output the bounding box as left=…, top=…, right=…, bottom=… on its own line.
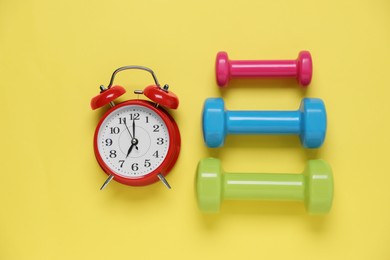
left=1, top=0, right=389, bottom=259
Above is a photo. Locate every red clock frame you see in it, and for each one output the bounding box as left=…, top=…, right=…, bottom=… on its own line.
left=93, top=99, right=181, bottom=186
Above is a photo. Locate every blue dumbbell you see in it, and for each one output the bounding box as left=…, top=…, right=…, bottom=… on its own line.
left=202, top=98, right=327, bottom=148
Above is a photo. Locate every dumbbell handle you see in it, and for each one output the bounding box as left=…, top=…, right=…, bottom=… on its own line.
left=229, top=60, right=298, bottom=78
left=226, top=110, right=300, bottom=134
left=222, top=172, right=305, bottom=201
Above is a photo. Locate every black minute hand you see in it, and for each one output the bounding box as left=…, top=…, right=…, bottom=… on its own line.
left=124, top=119, right=138, bottom=150
left=132, top=118, right=136, bottom=139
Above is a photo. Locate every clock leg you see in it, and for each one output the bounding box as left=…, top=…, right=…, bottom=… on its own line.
left=157, top=173, right=171, bottom=189
left=100, top=175, right=114, bottom=190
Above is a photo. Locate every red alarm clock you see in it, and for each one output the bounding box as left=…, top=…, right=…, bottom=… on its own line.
left=90, top=66, right=180, bottom=190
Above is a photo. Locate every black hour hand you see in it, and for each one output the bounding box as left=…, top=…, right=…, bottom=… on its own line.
left=126, top=144, right=135, bottom=158
left=126, top=138, right=139, bottom=158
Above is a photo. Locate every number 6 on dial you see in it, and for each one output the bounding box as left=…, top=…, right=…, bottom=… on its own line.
left=90, top=66, right=181, bottom=190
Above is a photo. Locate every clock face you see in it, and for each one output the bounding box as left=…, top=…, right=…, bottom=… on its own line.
left=96, top=104, right=170, bottom=178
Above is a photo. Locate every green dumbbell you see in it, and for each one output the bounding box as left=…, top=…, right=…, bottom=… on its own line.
left=196, top=158, right=333, bottom=214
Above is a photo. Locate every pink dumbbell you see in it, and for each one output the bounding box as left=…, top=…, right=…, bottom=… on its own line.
left=216, top=51, right=313, bottom=88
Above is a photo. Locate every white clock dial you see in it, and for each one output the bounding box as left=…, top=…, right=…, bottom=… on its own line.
left=97, top=105, right=170, bottom=178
